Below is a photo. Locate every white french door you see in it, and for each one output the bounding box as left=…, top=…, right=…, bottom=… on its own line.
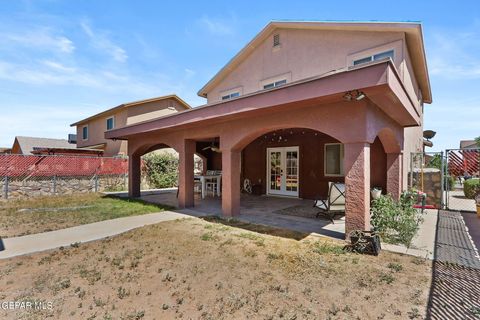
left=267, top=146, right=299, bottom=197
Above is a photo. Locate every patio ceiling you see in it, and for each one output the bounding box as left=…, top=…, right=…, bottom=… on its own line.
left=106, top=60, right=419, bottom=141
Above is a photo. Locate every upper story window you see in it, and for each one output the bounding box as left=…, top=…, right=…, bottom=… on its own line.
left=221, top=92, right=240, bottom=100
left=82, top=126, right=88, bottom=140
left=263, top=79, right=287, bottom=90
left=273, top=34, right=280, bottom=47
left=353, top=49, right=394, bottom=66
left=106, top=117, right=115, bottom=131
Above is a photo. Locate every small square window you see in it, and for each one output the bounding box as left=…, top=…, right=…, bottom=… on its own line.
left=263, top=83, right=274, bottom=89
left=324, top=143, right=344, bottom=176
left=273, top=34, right=280, bottom=47
left=106, top=117, right=115, bottom=130
left=353, top=56, right=373, bottom=66
left=222, top=92, right=240, bottom=100
left=373, top=50, right=394, bottom=61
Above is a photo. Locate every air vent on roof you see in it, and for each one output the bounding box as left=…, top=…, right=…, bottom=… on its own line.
left=273, top=34, right=280, bottom=47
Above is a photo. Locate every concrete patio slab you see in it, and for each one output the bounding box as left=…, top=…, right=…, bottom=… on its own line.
left=124, top=189, right=346, bottom=239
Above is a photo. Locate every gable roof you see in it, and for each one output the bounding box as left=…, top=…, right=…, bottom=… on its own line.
left=197, top=20, right=432, bottom=104
left=71, top=94, right=191, bottom=127
left=14, top=136, right=75, bottom=155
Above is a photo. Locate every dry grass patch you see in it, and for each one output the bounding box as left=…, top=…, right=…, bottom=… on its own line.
left=0, top=217, right=432, bottom=319
left=0, top=193, right=171, bottom=237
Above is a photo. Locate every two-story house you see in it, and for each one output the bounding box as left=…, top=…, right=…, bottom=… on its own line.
left=106, top=21, right=432, bottom=236
left=71, top=95, right=191, bottom=157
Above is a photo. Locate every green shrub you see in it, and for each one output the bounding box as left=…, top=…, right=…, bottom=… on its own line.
left=444, top=175, right=455, bottom=190
left=371, top=193, right=422, bottom=246
left=464, top=178, right=480, bottom=199
left=142, top=153, right=179, bottom=189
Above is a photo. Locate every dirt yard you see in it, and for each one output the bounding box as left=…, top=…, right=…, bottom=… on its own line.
left=0, top=193, right=170, bottom=237
left=0, top=217, right=432, bottom=319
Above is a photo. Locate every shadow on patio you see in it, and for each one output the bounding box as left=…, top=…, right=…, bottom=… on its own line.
left=121, top=189, right=346, bottom=240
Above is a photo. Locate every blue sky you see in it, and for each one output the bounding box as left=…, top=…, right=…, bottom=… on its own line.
left=0, top=0, right=478, bottom=151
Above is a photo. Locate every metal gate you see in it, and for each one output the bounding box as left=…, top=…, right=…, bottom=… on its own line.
left=445, top=148, right=480, bottom=212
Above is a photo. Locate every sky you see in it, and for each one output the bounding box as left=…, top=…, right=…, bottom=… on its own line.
left=0, top=0, right=478, bottom=152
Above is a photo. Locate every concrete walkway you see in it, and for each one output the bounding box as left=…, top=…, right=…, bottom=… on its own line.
left=382, top=209, right=438, bottom=259
left=0, top=211, right=188, bottom=259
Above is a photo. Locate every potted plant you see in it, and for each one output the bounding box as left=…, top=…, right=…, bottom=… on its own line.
left=371, top=187, right=382, bottom=200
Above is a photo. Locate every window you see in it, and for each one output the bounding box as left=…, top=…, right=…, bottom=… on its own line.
left=221, top=92, right=240, bottom=100
left=82, top=126, right=88, bottom=140
left=273, top=34, right=280, bottom=47
left=353, top=50, right=394, bottom=66
left=106, top=117, right=115, bottom=130
left=324, top=143, right=344, bottom=176
left=263, top=79, right=287, bottom=90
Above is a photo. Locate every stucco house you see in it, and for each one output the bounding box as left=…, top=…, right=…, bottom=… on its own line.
left=71, top=95, right=191, bottom=157
left=460, top=140, right=479, bottom=150
left=11, top=136, right=101, bottom=156
left=106, top=21, right=432, bottom=236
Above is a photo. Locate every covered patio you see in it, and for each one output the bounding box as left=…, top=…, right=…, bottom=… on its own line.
left=106, top=60, right=419, bottom=238
left=127, top=189, right=345, bottom=239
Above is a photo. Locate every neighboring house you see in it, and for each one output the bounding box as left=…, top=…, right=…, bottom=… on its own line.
left=70, top=95, right=191, bottom=157
left=11, top=136, right=102, bottom=156
left=460, top=140, right=479, bottom=150
left=106, top=21, right=432, bottom=236
left=0, top=148, right=11, bottom=154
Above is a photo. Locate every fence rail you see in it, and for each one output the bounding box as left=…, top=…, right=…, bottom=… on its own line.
left=0, top=154, right=128, bottom=200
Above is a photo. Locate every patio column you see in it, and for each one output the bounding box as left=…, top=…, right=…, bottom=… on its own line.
left=386, top=152, right=402, bottom=200
left=178, top=139, right=195, bottom=208
left=222, top=149, right=241, bottom=216
left=128, top=153, right=141, bottom=197
left=344, top=142, right=371, bottom=236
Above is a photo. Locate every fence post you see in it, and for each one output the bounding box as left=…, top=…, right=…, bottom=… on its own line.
left=440, top=151, right=445, bottom=209
left=53, top=175, right=57, bottom=194
left=94, top=174, right=99, bottom=193
left=3, top=176, right=8, bottom=200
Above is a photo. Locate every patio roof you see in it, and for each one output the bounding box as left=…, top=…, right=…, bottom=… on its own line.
left=106, top=60, right=419, bottom=141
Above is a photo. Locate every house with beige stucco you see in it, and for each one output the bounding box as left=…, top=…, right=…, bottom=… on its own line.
left=71, top=95, right=191, bottom=157
left=106, top=21, right=432, bottom=237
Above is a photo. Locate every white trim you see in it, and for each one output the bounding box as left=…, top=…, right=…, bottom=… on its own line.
left=266, top=146, right=299, bottom=197
left=106, top=116, right=115, bottom=131
left=324, top=143, right=344, bottom=177
left=81, top=125, right=89, bottom=141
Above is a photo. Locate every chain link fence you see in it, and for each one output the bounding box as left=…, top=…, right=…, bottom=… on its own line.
left=445, top=148, right=480, bottom=212
left=0, top=154, right=128, bottom=200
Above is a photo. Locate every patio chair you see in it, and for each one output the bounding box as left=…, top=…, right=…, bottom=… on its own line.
left=313, top=182, right=346, bottom=223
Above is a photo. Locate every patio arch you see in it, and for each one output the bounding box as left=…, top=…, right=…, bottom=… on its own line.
left=375, top=127, right=401, bottom=154
left=239, top=127, right=343, bottom=199
left=373, top=127, right=403, bottom=199
left=228, top=124, right=346, bottom=153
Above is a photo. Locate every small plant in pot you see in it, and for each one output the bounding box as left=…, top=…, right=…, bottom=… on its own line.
left=371, top=187, right=382, bottom=200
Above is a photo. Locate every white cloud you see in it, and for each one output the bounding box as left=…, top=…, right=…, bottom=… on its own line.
left=3, top=28, right=75, bottom=54
left=428, top=27, right=480, bottom=79
left=198, top=16, right=234, bottom=35
left=80, top=20, right=128, bottom=63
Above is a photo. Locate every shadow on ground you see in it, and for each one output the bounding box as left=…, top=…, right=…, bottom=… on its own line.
left=201, top=216, right=312, bottom=241
left=426, top=210, right=480, bottom=319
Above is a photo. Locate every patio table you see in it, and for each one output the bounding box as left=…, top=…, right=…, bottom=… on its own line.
left=195, top=174, right=222, bottom=199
